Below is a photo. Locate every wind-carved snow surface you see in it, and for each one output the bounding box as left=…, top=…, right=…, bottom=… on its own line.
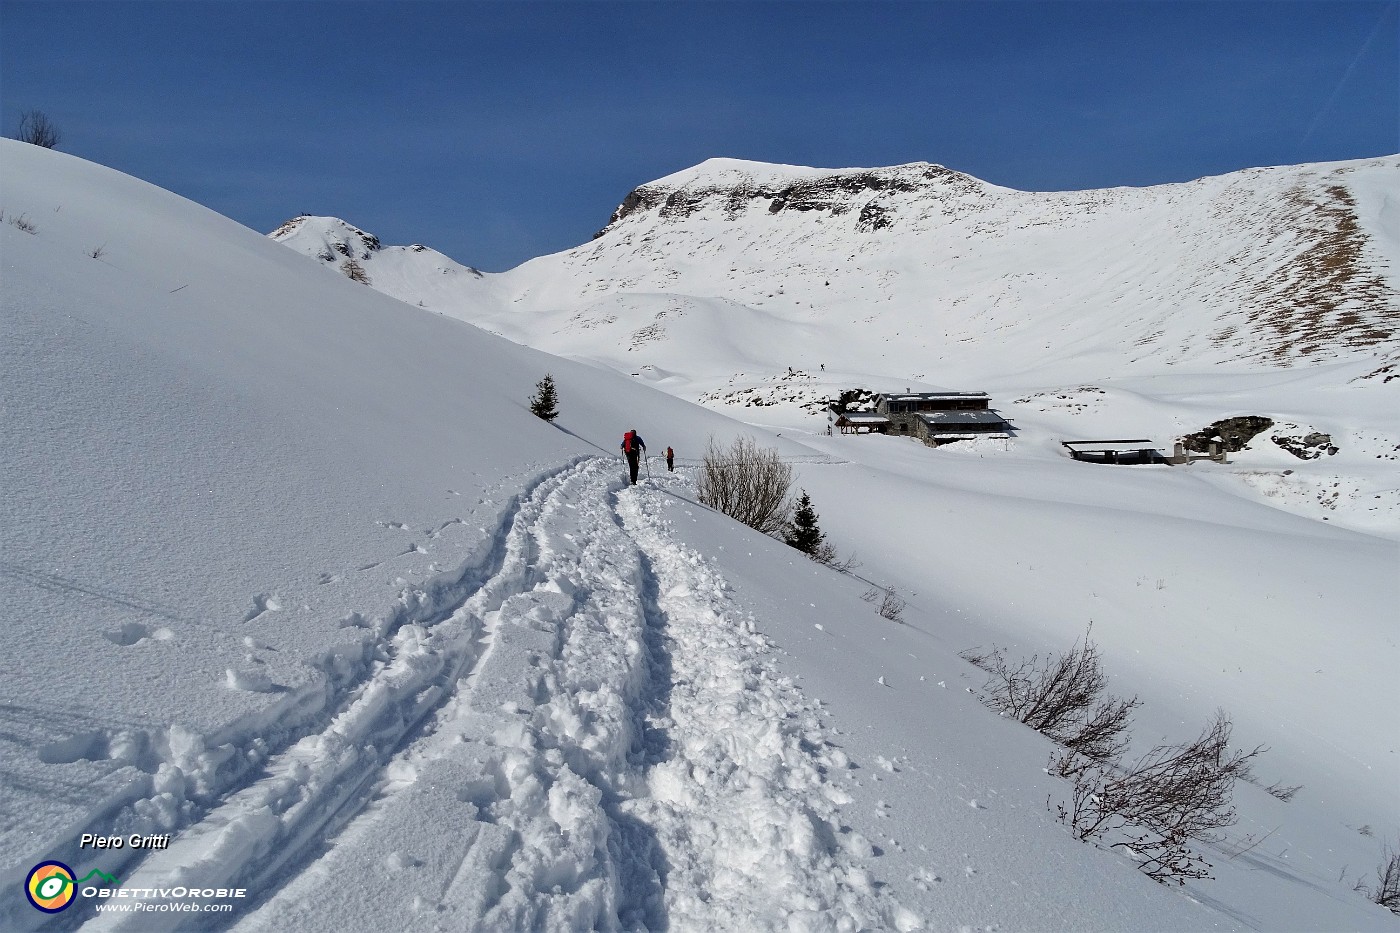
left=83, top=459, right=911, bottom=933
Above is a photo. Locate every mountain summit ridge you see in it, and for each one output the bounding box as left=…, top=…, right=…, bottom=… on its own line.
left=271, top=155, right=1399, bottom=381
left=595, top=159, right=990, bottom=237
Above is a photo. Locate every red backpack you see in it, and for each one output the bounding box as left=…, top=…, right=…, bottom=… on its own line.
left=623, top=431, right=636, bottom=453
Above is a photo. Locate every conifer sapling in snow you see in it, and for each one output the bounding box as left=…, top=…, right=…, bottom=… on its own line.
left=529, top=374, right=559, bottom=422
left=786, top=490, right=825, bottom=555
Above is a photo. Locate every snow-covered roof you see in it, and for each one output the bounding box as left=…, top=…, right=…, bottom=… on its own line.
left=887, top=392, right=989, bottom=400
left=837, top=411, right=890, bottom=423
left=917, top=410, right=1005, bottom=425
left=1061, top=439, right=1161, bottom=452
left=930, top=431, right=1010, bottom=439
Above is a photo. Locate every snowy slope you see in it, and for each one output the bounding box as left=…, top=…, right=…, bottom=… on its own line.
left=274, top=156, right=1400, bottom=382
left=509, top=156, right=1400, bottom=373
left=271, top=157, right=1400, bottom=535
left=6, top=141, right=1399, bottom=933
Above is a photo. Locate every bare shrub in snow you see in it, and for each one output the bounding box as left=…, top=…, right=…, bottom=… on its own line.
left=697, top=435, right=792, bottom=536
left=1259, top=779, right=1303, bottom=802
left=1355, top=842, right=1400, bottom=915
left=1055, top=709, right=1264, bottom=884
left=16, top=109, right=60, bottom=148
left=963, top=631, right=1138, bottom=766
left=340, top=258, right=370, bottom=284
left=818, top=547, right=861, bottom=573
left=8, top=211, right=38, bottom=234
left=862, top=586, right=905, bottom=623
left=88, top=244, right=107, bottom=260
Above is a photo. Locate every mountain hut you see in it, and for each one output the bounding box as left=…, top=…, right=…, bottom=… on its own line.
left=871, top=392, right=1010, bottom=445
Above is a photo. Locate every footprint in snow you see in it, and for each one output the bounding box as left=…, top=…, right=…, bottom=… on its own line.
left=103, top=621, right=173, bottom=646
left=225, top=667, right=280, bottom=692
left=242, top=593, right=281, bottom=622
left=338, top=611, right=372, bottom=629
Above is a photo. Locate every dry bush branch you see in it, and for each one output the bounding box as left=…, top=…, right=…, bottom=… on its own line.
left=1356, top=842, right=1400, bottom=915
left=963, top=631, right=1138, bottom=766
left=862, top=586, right=905, bottom=622
left=16, top=109, right=60, bottom=148
left=1056, top=710, right=1264, bottom=884
left=340, top=258, right=370, bottom=284
left=697, top=435, right=793, bottom=536
left=1260, top=779, right=1303, bottom=802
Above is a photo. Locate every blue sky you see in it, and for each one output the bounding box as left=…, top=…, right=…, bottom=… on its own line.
left=3, top=1, right=1396, bottom=271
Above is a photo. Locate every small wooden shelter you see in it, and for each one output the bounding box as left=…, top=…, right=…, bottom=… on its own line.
left=828, top=407, right=890, bottom=434
left=1061, top=439, right=1167, bottom=465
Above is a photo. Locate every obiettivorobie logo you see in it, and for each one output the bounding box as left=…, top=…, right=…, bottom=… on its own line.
left=24, top=861, right=247, bottom=916
left=24, top=861, right=119, bottom=913
left=24, top=835, right=245, bottom=915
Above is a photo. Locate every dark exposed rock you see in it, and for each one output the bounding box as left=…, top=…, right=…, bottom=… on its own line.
left=268, top=216, right=307, bottom=239
left=1271, top=432, right=1338, bottom=459
left=831, top=388, right=874, bottom=413
left=856, top=200, right=893, bottom=232
left=661, top=189, right=708, bottom=218
left=595, top=186, right=668, bottom=236
left=1180, top=416, right=1275, bottom=453
left=593, top=162, right=980, bottom=237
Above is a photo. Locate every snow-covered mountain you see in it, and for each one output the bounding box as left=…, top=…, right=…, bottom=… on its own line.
left=267, top=214, right=498, bottom=312
left=274, top=156, right=1399, bottom=386
left=273, top=157, right=1400, bottom=539
left=5, top=140, right=1398, bottom=933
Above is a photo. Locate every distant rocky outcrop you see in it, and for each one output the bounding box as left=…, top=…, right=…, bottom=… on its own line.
left=594, top=162, right=982, bottom=238
left=1271, top=431, right=1338, bottom=459
left=1181, top=416, right=1275, bottom=453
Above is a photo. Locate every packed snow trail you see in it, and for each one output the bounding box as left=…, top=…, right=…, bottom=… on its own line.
left=82, top=457, right=909, bottom=932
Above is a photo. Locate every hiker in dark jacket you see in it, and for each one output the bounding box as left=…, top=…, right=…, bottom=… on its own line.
left=665, top=446, right=674, bottom=471
left=621, top=429, right=646, bottom=484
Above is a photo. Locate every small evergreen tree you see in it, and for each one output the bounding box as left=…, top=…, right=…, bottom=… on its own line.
left=529, top=374, right=559, bottom=422
left=785, top=489, right=824, bottom=555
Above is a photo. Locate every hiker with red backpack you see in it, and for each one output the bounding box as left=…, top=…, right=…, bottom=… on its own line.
left=621, top=429, right=647, bottom=484
left=665, top=446, right=674, bottom=471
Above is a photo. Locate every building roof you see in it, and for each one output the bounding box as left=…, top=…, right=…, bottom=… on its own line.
left=882, top=391, right=989, bottom=402
left=840, top=411, right=890, bottom=423
left=930, top=431, right=1010, bottom=439
left=1061, top=439, right=1160, bottom=452
left=917, top=410, right=1006, bottom=426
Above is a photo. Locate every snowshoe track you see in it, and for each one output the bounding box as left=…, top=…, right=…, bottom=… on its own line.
left=80, top=458, right=908, bottom=932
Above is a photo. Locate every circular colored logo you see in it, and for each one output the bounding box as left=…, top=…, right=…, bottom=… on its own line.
left=25, top=861, right=76, bottom=913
